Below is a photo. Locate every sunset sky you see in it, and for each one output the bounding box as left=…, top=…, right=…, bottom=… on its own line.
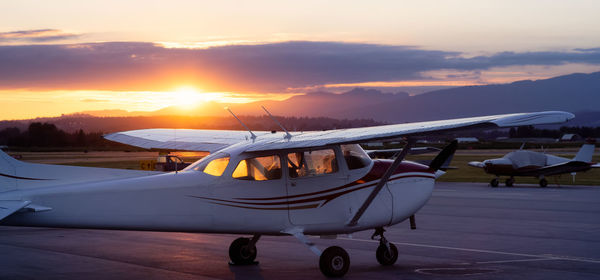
left=1, top=0, right=600, bottom=120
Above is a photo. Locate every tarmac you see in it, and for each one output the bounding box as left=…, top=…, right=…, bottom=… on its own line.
left=1, top=182, right=599, bottom=280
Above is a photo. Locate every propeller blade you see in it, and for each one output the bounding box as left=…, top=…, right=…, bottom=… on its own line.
left=429, top=140, right=458, bottom=171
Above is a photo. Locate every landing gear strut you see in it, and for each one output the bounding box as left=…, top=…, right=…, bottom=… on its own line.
left=229, top=235, right=260, bottom=265
left=372, top=227, right=398, bottom=266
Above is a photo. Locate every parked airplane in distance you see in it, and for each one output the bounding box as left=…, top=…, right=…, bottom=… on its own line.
left=0, top=111, right=574, bottom=277
left=468, top=142, right=599, bottom=187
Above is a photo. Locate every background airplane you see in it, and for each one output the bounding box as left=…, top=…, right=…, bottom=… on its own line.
left=468, top=142, right=599, bottom=187
left=0, top=111, right=574, bottom=277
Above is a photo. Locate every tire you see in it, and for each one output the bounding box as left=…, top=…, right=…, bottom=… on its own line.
left=505, top=178, right=514, bottom=187
left=490, top=178, right=499, bottom=187
left=539, top=178, right=548, bottom=188
left=229, top=237, right=257, bottom=265
left=319, top=246, right=350, bottom=278
left=376, top=243, right=398, bottom=266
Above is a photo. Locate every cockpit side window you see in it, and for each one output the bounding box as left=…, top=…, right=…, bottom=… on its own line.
left=287, top=149, right=338, bottom=178
left=341, top=144, right=371, bottom=170
left=185, top=153, right=230, bottom=176
left=233, top=155, right=282, bottom=181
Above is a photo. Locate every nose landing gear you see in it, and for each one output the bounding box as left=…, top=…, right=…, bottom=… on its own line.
left=372, top=227, right=399, bottom=266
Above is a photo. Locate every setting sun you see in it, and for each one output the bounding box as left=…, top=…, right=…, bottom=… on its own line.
left=171, top=86, right=205, bottom=109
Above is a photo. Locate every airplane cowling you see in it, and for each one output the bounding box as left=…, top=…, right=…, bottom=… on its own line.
left=368, top=160, right=436, bottom=226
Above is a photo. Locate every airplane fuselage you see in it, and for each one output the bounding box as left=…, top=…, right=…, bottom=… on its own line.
left=1, top=145, right=436, bottom=236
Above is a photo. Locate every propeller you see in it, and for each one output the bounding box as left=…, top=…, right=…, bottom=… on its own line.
left=428, top=140, right=458, bottom=171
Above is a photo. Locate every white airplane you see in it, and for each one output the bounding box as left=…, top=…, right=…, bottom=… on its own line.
left=0, top=111, right=573, bottom=277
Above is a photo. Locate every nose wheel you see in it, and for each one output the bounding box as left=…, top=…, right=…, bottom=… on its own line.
left=372, top=227, right=398, bottom=266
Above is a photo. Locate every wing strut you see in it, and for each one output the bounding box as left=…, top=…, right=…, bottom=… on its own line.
left=347, top=139, right=414, bottom=227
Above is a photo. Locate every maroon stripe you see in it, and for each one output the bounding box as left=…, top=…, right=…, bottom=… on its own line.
left=235, top=160, right=432, bottom=201
left=212, top=202, right=320, bottom=210
left=0, top=172, right=52, bottom=181
left=189, top=173, right=434, bottom=207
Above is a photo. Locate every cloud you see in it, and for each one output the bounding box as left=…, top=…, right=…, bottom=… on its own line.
left=0, top=41, right=599, bottom=92
left=0, top=29, right=80, bottom=43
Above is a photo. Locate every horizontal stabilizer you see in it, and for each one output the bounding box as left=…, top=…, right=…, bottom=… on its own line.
left=0, top=200, right=31, bottom=221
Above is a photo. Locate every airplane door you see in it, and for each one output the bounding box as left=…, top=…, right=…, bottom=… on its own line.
left=285, top=148, right=352, bottom=225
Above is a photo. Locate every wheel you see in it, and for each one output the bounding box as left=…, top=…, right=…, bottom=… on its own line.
left=229, top=237, right=257, bottom=265
left=505, top=178, right=514, bottom=187
left=319, top=246, right=350, bottom=278
left=376, top=243, right=398, bottom=265
left=490, top=178, right=499, bottom=187
left=539, top=178, right=548, bottom=188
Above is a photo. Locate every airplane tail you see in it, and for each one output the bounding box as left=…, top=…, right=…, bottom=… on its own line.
left=0, top=149, right=159, bottom=193
left=573, top=143, right=595, bottom=162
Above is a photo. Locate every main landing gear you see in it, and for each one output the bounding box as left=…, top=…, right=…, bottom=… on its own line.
left=229, top=235, right=260, bottom=265
left=230, top=228, right=399, bottom=277
left=490, top=178, right=499, bottom=187
left=490, top=177, right=515, bottom=187
left=319, top=246, right=350, bottom=277
left=539, top=178, right=548, bottom=188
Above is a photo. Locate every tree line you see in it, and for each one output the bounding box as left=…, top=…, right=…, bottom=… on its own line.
left=508, top=126, right=600, bottom=139
left=0, top=122, right=114, bottom=148
left=1, top=122, right=598, bottom=149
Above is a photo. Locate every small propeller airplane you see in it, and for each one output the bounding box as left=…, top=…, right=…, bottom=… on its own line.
left=0, top=110, right=573, bottom=277
left=468, top=141, right=599, bottom=187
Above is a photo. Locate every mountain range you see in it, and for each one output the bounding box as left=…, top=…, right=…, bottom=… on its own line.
left=81, top=71, right=600, bottom=123
left=3, top=71, right=600, bottom=132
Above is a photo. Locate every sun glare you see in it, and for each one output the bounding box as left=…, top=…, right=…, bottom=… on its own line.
left=171, top=86, right=206, bottom=109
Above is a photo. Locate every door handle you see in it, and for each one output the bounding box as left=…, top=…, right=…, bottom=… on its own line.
left=290, top=182, right=296, bottom=187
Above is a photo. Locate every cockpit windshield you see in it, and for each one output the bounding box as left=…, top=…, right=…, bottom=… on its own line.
left=184, top=152, right=230, bottom=176
left=341, top=144, right=371, bottom=170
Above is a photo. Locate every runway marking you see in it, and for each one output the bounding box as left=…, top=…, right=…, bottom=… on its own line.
left=338, top=238, right=600, bottom=264
left=475, top=258, right=556, bottom=264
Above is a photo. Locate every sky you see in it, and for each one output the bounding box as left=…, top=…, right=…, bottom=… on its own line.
left=1, top=0, right=600, bottom=120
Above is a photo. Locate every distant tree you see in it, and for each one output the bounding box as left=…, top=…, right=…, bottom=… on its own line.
left=76, top=129, right=86, bottom=146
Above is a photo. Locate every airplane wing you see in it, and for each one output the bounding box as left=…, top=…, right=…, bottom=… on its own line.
left=522, top=161, right=593, bottom=177
left=105, top=111, right=574, bottom=152
left=104, top=128, right=284, bottom=152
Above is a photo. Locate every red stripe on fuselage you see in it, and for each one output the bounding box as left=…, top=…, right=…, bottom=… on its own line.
left=233, top=160, right=434, bottom=201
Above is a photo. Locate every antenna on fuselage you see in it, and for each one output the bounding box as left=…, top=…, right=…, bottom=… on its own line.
left=261, top=106, right=292, bottom=140
left=225, top=107, right=256, bottom=140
